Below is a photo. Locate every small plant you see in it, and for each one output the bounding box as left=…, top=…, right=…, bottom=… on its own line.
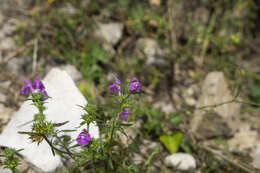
left=0, top=148, right=23, bottom=173
left=16, top=76, right=142, bottom=172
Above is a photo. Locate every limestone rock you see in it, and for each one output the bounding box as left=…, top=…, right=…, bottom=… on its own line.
left=195, top=111, right=231, bottom=139
left=136, top=38, right=165, bottom=65
left=228, top=131, right=258, bottom=151
left=0, top=37, right=15, bottom=50
left=0, top=68, right=99, bottom=172
left=95, top=23, right=123, bottom=45
left=0, top=168, right=12, bottom=173
left=164, top=153, right=196, bottom=171
left=191, top=72, right=240, bottom=137
left=60, top=64, right=82, bottom=83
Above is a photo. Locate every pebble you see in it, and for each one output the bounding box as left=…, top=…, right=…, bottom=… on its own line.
left=164, top=153, right=196, bottom=171
left=95, top=23, right=123, bottom=45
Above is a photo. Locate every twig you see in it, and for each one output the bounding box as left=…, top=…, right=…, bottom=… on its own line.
left=196, top=99, right=235, bottom=110
left=201, top=144, right=257, bottom=173
left=32, top=39, right=38, bottom=74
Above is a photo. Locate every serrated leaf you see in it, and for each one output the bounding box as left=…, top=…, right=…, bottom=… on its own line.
left=159, top=132, right=182, bottom=154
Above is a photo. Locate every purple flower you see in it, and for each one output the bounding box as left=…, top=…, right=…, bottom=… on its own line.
left=21, top=76, right=48, bottom=100
left=21, top=78, right=34, bottom=95
left=129, top=77, right=141, bottom=92
left=76, top=129, right=91, bottom=146
left=32, top=76, right=45, bottom=92
left=109, top=83, right=121, bottom=93
left=117, top=108, right=131, bottom=121
left=114, top=77, right=121, bottom=85
left=42, top=90, right=49, bottom=101
left=108, top=77, right=121, bottom=94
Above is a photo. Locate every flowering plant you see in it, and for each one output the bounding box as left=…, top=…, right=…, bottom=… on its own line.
left=4, top=76, right=142, bottom=172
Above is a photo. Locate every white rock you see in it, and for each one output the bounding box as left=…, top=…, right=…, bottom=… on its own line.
left=132, top=153, right=143, bottom=165
left=60, top=64, right=82, bottom=83
left=228, top=131, right=258, bottom=151
left=95, top=23, right=123, bottom=45
left=0, top=68, right=99, bottom=172
left=191, top=72, right=240, bottom=133
left=164, top=153, right=196, bottom=171
left=0, top=168, right=12, bottom=173
left=149, top=0, right=161, bottom=6
left=0, top=37, right=15, bottom=50
left=137, top=38, right=165, bottom=65
left=1, top=23, right=16, bottom=36
left=60, top=3, right=77, bottom=15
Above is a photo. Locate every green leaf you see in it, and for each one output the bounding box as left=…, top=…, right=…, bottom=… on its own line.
left=159, top=132, right=182, bottom=154
left=169, top=113, right=183, bottom=125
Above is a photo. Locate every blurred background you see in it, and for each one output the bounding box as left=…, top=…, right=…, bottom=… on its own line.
left=0, top=0, right=260, bottom=172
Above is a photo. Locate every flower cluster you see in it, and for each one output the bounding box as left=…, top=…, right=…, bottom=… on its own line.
left=108, top=77, right=141, bottom=94
left=21, top=76, right=48, bottom=100
left=76, top=129, right=91, bottom=146
left=108, top=77, right=121, bottom=94
left=108, top=77, right=141, bottom=121
left=117, top=108, right=131, bottom=121
left=128, top=77, right=141, bottom=92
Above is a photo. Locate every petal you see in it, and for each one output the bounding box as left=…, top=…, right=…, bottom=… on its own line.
left=21, top=84, right=32, bottom=94
left=33, top=76, right=45, bottom=91
left=114, top=77, right=121, bottom=85
left=130, top=77, right=138, bottom=83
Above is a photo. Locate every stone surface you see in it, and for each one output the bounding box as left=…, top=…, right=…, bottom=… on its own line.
left=251, top=145, right=260, bottom=169
left=149, top=0, right=161, bottom=6
left=0, top=68, right=99, bottom=172
left=95, top=23, right=123, bottom=45
left=164, top=153, right=196, bottom=171
left=136, top=38, right=165, bottom=65
left=193, top=111, right=231, bottom=139
left=0, top=168, right=12, bottom=173
left=228, top=131, right=258, bottom=151
left=0, top=93, right=6, bottom=103
left=0, top=104, right=14, bottom=125
left=191, top=72, right=240, bottom=136
left=0, top=37, right=15, bottom=50
left=60, top=3, right=77, bottom=15
left=0, top=81, right=11, bottom=89
left=60, top=64, right=82, bottom=83
left=132, top=153, right=143, bottom=165
left=7, top=57, right=29, bottom=75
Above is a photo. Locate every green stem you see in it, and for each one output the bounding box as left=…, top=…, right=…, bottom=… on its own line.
left=42, top=135, right=74, bottom=159
left=234, top=99, right=260, bottom=107
left=55, top=134, right=75, bottom=160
